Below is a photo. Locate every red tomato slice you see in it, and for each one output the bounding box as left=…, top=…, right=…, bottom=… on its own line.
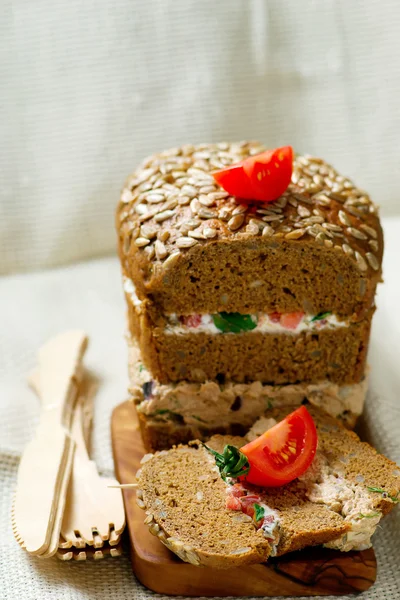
left=240, top=406, right=317, bottom=487
left=212, top=146, right=293, bottom=202
left=280, top=312, right=304, bottom=330
left=225, top=496, right=241, bottom=511
left=242, top=146, right=294, bottom=202
left=212, top=163, right=254, bottom=200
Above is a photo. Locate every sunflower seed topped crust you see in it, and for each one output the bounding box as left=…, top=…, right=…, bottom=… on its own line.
left=117, top=142, right=383, bottom=317
left=117, top=142, right=381, bottom=273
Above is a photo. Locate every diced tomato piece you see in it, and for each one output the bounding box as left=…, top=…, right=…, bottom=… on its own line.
left=229, top=483, right=247, bottom=498
left=239, top=495, right=262, bottom=517
left=280, top=312, right=304, bottom=330
left=269, top=312, right=281, bottom=324
left=240, top=406, right=318, bottom=487
left=212, top=146, right=293, bottom=203
left=180, top=314, right=202, bottom=328
left=225, top=496, right=242, bottom=511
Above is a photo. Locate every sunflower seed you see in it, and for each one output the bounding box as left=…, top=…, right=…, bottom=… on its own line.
left=190, top=198, right=201, bottom=214
left=342, top=243, right=353, bottom=256
left=120, top=189, right=133, bottom=203
left=366, top=252, right=379, bottom=270
left=324, top=239, right=333, bottom=248
left=188, top=229, right=205, bottom=240
left=163, top=251, right=181, bottom=268
left=355, top=251, right=368, bottom=271
left=199, top=185, right=216, bottom=194
left=136, top=498, right=146, bottom=509
left=315, top=232, right=326, bottom=244
left=198, top=207, right=217, bottom=219
left=176, top=236, right=198, bottom=248
left=146, top=193, right=165, bottom=204
left=135, top=203, right=148, bottom=215
left=288, top=197, right=298, bottom=208
left=199, top=194, right=216, bottom=207
left=338, top=210, right=351, bottom=226
left=369, top=239, right=379, bottom=252
left=144, top=245, right=155, bottom=259
left=298, top=205, right=311, bottom=218
left=135, top=237, right=150, bottom=247
left=154, top=209, right=175, bottom=223
left=347, top=227, right=367, bottom=240
left=203, top=227, right=217, bottom=239
left=158, top=230, right=170, bottom=242
left=262, top=225, right=274, bottom=237
left=140, top=224, right=158, bottom=239
left=262, top=214, right=282, bottom=222
left=285, top=228, right=305, bottom=240
left=155, top=240, right=168, bottom=259
left=228, top=214, right=245, bottom=231
left=246, top=222, right=260, bottom=235
left=218, top=207, right=232, bottom=220
left=232, top=204, right=248, bottom=216
left=323, top=223, right=343, bottom=232
left=181, top=184, right=198, bottom=198
left=144, top=514, right=154, bottom=525
left=360, top=224, right=378, bottom=239
left=177, top=195, right=191, bottom=205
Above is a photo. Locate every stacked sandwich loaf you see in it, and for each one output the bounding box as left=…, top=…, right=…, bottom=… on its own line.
left=116, top=142, right=383, bottom=451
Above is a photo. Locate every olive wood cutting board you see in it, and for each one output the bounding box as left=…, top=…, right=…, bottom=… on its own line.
left=111, top=400, right=377, bottom=597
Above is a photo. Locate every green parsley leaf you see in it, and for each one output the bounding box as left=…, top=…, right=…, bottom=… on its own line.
left=253, top=503, right=265, bottom=523
left=203, top=443, right=250, bottom=481
left=212, top=313, right=258, bottom=333
left=311, top=312, right=332, bottom=322
left=356, top=512, right=381, bottom=519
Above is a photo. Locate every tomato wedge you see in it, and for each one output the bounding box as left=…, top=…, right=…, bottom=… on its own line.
left=212, top=146, right=293, bottom=202
left=212, top=163, right=253, bottom=199
left=240, top=406, right=317, bottom=487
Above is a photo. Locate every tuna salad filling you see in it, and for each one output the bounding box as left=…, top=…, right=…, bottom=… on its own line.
left=224, top=446, right=383, bottom=554
left=129, top=341, right=368, bottom=429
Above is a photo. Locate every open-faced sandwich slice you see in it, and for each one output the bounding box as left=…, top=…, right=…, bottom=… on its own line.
left=135, top=405, right=400, bottom=569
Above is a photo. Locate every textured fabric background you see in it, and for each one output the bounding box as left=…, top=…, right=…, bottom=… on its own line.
left=1, top=0, right=400, bottom=274
left=0, top=217, right=399, bottom=599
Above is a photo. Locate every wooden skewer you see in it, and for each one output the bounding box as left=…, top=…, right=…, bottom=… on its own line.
left=107, top=483, right=138, bottom=489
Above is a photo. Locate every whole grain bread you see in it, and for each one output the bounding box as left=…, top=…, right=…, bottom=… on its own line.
left=117, top=142, right=383, bottom=319
left=127, top=293, right=372, bottom=384
left=136, top=406, right=400, bottom=568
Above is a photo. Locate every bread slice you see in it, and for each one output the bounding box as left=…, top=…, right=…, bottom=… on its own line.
left=136, top=406, right=400, bottom=569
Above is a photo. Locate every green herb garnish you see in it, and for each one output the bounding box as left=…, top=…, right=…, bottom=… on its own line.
left=139, top=364, right=145, bottom=373
left=311, top=312, right=332, bottom=322
left=203, top=444, right=250, bottom=481
left=356, top=512, right=381, bottom=520
left=212, top=313, right=258, bottom=333
left=367, top=487, right=400, bottom=503
left=253, top=503, right=265, bottom=523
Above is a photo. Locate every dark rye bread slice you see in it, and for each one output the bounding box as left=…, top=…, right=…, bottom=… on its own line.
left=127, top=294, right=372, bottom=384
left=117, top=142, right=383, bottom=319
left=135, top=406, right=400, bottom=569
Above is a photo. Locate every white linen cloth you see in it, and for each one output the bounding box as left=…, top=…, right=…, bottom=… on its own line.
left=2, top=0, right=400, bottom=275
left=0, top=217, right=399, bottom=599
